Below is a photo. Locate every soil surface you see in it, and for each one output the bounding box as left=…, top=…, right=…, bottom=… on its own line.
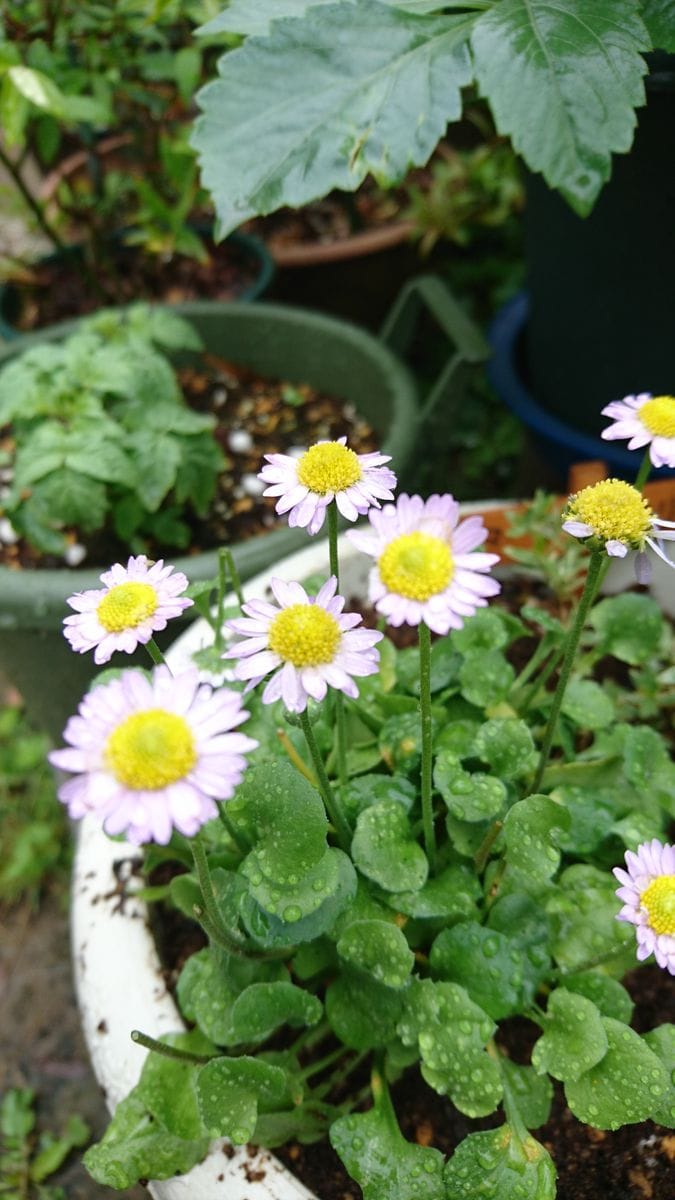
left=4, top=236, right=262, bottom=333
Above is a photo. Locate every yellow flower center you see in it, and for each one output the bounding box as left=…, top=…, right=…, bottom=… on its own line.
left=297, top=442, right=362, bottom=494
left=642, top=875, right=675, bottom=936
left=640, top=395, right=675, bottom=439
left=565, top=479, right=653, bottom=545
left=378, top=531, right=453, bottom=601
left=268, top=604, right=341, bottom=667
left=105, top=710, right=196, bottom=790
left=97, top=582, right=158, bottom=633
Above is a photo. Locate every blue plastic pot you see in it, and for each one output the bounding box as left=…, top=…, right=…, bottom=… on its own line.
left=487, top=292, right=675, bottom=481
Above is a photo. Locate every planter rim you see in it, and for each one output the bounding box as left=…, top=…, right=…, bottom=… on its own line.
left=72, top=509, right=507, bottom=1200
left=487, top=292, right=675, bottom=478
left=0, top=297, right=419, bottom=628
left=268, top=219, right=414, bottom=268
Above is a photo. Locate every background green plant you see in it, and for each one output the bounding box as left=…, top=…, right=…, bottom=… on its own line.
left=0, top=1, right=233, bottom=278
left=0, top=704, right=67, bottom=909
left=0, top=303, right=224, bottom=556
left=0, top=1087, right=89, bottom=1200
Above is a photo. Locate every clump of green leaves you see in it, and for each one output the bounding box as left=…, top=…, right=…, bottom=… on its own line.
left=0, top=303, right=224, bottom=557
left=0, top=705, right=66, bottom=908
left=405, top=141, right=524, bottom=257
left=84, top=581, right=675, bottom=1197
left=0, top=1088, right=89, bottom=1199
left=506, top=491, right=589, bottom=608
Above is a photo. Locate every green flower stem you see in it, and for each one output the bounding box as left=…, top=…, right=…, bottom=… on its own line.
left=371, top=1059, right=399, bottom=1133
left=488, top=1041, right=529, bottom=1147
left=327, top=502, right=348, bottom=787
left=474, top=819, right=503, bottom=873
left=299, top=709, right=352, bottom=851
left=191, top=832, right=229, bottom=936
left=518, top=645, right=564, bottom=714
left=131, top=1030, right=213, bottom=1064
left=216, top=804, right=249, bottom=854
left=145, top=637, right=168, bottom=668
left=313, top=1051, right=368, bottom=1101
left=634, top=448, right=652, bottom=493
left=532, top=548, right=604, bottom=793
left=327, top=502, right=340, bottom=587
left=299, top=1045, right=345, bottom=1082
left=512, top=634, right=555, bottom=692
left=551, top=945, right=627, bottom=980
left=418, top=621, right=436, bottom=872
left=276, top=727, right=318, bottom=785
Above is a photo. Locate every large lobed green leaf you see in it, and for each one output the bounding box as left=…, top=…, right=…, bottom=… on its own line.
left=471, top=0, right=650, bottom=215
left=191, top=2, right=474, bottom=236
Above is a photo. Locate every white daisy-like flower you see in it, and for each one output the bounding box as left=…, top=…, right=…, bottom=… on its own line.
left=601, top=392, right=675, bottom=469
left=346, top=493, right=500, bottom=634
left=63, top=555, right=193, bottom=664
left=562, top=478, right=675, bottom=580
left=224, top=576, right=382, bottom=713
left=613, top=839, right=675, bottom=975
left=49, top=666, right=257, bottom=845
left=259, top=437, right=397, bottom=535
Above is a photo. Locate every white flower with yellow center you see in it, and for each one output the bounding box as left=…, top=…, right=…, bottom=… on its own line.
left=347, top=493, right=500, bottom=633
left=614, top=840, right=675, bottom=974
left=562, top=478, right=675, bottom=579
left=63, top=555, right=193, bottom=664
left=259, top=437, right=396, bottom=535
left=49, top=666, right=257, bottom=845
left=224, top=576, right=382, bottom=713
left=601, top=392, right=675, bottom=468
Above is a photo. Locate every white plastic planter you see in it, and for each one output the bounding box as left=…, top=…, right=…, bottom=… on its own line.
left=71, top=505, right=669, bottom=1198
left=71, top=533, right=377, bottom=1200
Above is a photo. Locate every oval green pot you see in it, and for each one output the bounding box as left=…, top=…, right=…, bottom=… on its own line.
left=0, top=298, right=420, bottom=737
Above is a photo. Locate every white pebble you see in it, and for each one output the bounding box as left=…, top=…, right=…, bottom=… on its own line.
left=64, top=542, right=87, bottom=567
left=241, top=473, right=266, bottom=497
left=228, top=429, right=254, bottom=454
left=0, top=518, right=18, bottom=544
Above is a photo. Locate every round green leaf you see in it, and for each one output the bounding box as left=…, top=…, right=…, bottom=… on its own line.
left=337, top=919, right=414, bottom=989
left=444, top=1126, right=556, bottom=1199
left=561, top=679, right=614, bottom=730
left=434, top=752, right=506, bottom=822
left=326, top=970, right=404, bottom=1050
left=565, top=1018, right=669, bottom=1130
left=229, top=761, right=328, bottom=885
left=589, top=593, right=663, bottom=664
left=531, top=989, right=608, bottom=1083
left=472, top=719, right=535, bottom=779
left=331, top=1105, right=446, bottom=1200
left=352, top=800, right=428, bottom=893
left=459, top=649, right=515, bottom=708
left=196, top=1056, right=288, bottom=1143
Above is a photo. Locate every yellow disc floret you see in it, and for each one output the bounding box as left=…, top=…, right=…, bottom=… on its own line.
left=105, top=710, right=196, bottom=789
left=269, top=604, right=341, bottom=667
left=565, top=479, right=653, bottom=546
left=378, top=531, right=453, bottom=601
left=640, top=395, right=675, bottom=439
left=297, top=442, right=362, bottom=494
left=97, top=582, right=158, bottom=633
left=642, top=875, right=675, bottom=936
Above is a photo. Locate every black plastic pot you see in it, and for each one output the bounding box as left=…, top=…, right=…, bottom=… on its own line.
left=521, top=53, right=675, bottom=440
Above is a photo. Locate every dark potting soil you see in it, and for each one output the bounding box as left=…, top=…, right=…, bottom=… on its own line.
left=7, top=237, right=260, bottom=332
left=0, top=353, right=379, bottom=571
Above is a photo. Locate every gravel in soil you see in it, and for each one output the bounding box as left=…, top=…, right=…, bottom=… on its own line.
left=0, top=354, right=379, bottom=571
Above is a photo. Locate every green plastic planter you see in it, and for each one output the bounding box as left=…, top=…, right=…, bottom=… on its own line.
left=0, top=284, right=486, bottom=737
